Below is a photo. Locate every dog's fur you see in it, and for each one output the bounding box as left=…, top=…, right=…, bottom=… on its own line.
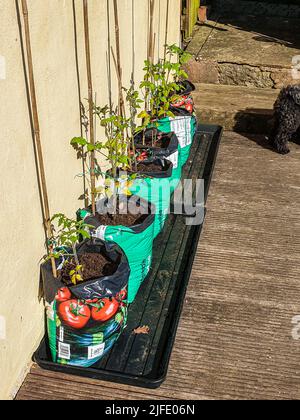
left=270, top=85, right=300, bottom=154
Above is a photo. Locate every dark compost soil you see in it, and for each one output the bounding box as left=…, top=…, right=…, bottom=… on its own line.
left=136, top=162, right=164, bottom=173
left=138, top=130, right=171, bottom=149
left=95, top=193, right=151, bottom=227
left=60, top=253, right=118, bottom=285
left=97, top=212, right=148, bottom=227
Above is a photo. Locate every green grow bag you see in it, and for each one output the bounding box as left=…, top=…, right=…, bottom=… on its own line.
left=129, top=159, right=174, bottom=239
left=155, top=114, right=197, bottom=166
left=42, top=240, right=129, bottom=368
left=79, top=196, right=155, bottom=304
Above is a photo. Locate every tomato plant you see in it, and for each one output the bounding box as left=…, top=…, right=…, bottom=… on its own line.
left=58, top=300, right=91, bottom=330
left=45, top=214, right=94, bottom=285
left=136, top=44, right=192, bottom=145
left=91, top=298, right=120, bottom=323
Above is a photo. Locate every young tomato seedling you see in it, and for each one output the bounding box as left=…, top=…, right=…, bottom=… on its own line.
left=136, top=44, right=192, bottom=145
left=45, top=214, right=94, bottom=285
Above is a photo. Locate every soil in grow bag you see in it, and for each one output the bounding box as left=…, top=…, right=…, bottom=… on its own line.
left=42, top=240, right=130, bottom=368
left=134, top=129, right=181, bottom=188
left=80, top=195, right=156, bottom=304
left=129, top=158, right=174, bottom=239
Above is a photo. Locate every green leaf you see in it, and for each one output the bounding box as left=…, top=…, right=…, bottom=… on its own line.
left=79, top=230, right=91, bottom=239
left=71, top=137, right=87, bottom=147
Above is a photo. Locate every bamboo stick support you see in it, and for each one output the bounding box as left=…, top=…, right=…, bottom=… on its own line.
left=21, top=0, right=57, bottom=278
left=83, top=0, right=96, bottom=215
left=131, top=0, right=135, bottom=87
left=107, top=0, right=113, bottom=112
left=113, top=0, right=125, bottom=118
left=164, top=0, right=170, bottom=60
left=148, top=0, right=155, bottom=64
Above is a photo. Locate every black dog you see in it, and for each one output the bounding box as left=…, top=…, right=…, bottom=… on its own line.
left=270, top=85, right=300, bottom=154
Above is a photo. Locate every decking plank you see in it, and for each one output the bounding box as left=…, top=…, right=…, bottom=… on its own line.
left=16, top=132, right=300, bottom=400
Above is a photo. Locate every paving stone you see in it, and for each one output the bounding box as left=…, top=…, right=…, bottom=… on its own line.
left=193, top=83, right=279, bottom=133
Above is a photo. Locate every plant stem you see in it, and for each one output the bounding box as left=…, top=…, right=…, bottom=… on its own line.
left=111, top=48, right=127, bottom=169
left=72, top=244, right=80, bottom=267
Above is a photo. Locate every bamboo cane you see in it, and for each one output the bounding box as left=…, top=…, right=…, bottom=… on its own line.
left=21, top=0, right=57, bottom=278
left=147, top=0, right=150, bottom=64
left=113, top=0, right=125, bottom=118
left=144, top=0, right=151, bottom=115
left=148, top=0, right=155, bottom=64
left=164, top=0, right=170, bottom=60
left=145, top=0, right=156, bottom=120
left=158, top=0, right=161, bottom=61
left=131, top=0, right=137, bottom=171
left=131, top=0, right=135, bottom=88
left=107, top=0, right=113, bottom=112
left=83, top=0, right=96, bottom=216
left=111, top=47, right=128, bottom=163
left=152, top=32, right=156, bottom=64
left=113, top=0, right=130, bottom=170
left=72, top=0, right=88, bottom=208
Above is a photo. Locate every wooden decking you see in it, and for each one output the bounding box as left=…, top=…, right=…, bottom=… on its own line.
left=16, top=132, right=300, bottom=400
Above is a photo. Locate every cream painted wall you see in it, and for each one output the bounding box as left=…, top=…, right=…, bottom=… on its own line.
left=0, top=0, right=181, bottom=400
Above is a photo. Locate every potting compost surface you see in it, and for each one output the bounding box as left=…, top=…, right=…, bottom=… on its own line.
left=35, top=124, right=223, bottom=389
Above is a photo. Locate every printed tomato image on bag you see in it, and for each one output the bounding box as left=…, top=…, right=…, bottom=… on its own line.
left=42, top=240, right=130, bottom=368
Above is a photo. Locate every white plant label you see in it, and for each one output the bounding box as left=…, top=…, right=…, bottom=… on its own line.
left=171, top=117, right=192, bottom=148
left=168, top=151, right=179, bottom=169
left=59, top=327, right=64, bottom=343
left=88, top=343, right=105, bottom=360
left=95, top=225, right=107, bottom=241
left=58, top=342, right=71, bottom=360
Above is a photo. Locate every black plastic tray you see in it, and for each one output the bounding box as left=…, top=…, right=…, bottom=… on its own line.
left=34, top=124, right=223, bottom=389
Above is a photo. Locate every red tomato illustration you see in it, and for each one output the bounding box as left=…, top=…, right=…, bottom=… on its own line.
left=172, top=98, right=185, bottom=108
left=91, top=298, right=120, bottom=323
left=58, top=300, right=91, bottom=329
left=186, top=103, right=194, bottom=113
left=55, top=287, right=72, bottom=303
left=85, top=298, right=99, bottom=304
left=116, top=289, right=127, bottom=302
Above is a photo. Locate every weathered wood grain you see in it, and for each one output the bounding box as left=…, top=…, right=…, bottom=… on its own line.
left=16, top=132, right=300, bottom=400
